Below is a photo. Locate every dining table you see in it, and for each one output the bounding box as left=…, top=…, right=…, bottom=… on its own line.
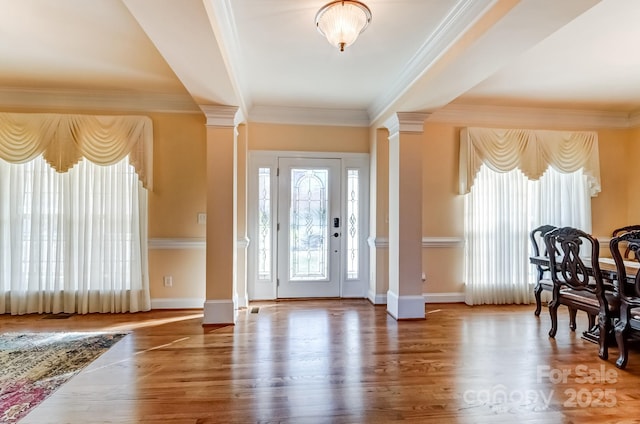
left=529, top=255, right=640, bottom=343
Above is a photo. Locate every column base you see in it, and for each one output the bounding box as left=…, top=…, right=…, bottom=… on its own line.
left=386, top=291, right=425, bottom=320
left=203, top=299, right=236, bottom=325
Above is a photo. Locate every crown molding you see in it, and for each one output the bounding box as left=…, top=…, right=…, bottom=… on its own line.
left=0, top=87, right=199, bottom=114
left=368, top=0, right=496, bottom=123
left=384, top=112, right=430, bottom=136
left=200, top=105, right=240, bottom=127
left=249, top=105, right=370, bottom=127
left=429, top=103, right=635, bottom=129
left=202, top=0, right=251, bottom=118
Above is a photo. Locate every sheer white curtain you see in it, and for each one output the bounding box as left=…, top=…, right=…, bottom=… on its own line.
left=0, top=155, right=150, bottom=314
left=464, top=165, right=591, bottom=305
left=461, top=127, right=598, bottom=305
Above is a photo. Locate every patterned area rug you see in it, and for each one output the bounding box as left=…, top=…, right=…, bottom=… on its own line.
left=0, top=332, right=127, bottom=423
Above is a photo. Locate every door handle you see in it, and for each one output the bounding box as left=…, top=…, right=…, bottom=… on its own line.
left=333, top=232, right=340, bottom=238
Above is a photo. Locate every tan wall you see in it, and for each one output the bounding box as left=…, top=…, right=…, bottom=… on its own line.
left=421, top=123, right=465, bottom=295
left=149, top=113, right=207, bottom=237
left=248, top=122, right=369, bottom=152
left=591, top=129, right=630, bottom=237
left=149, top=249, right=206, bottom=300
left=150, top=119, right=371, bottom=304
left=5, top=107, right=635, bottom=305
left=0, top=108, right=210, bottom=304
left=147, top=112, right=208, bottom=302
left=418, top=123, right=635, bottom=297
left=628, top=128, right=640, bottom=224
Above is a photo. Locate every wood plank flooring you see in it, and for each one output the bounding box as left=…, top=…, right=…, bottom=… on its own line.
left=3, top=300, right=640, bottom=423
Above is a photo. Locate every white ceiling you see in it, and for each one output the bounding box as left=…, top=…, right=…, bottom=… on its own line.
left=2, top=0, right=639, bottom=127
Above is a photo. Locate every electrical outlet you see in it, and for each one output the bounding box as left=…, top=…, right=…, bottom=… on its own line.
left=163, top=275, right=173, bottom=287
left=197, top=213, right=207, bottom=225
left=421, top=272, right=426, bottom=282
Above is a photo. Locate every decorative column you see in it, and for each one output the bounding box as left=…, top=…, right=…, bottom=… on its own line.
left=367, top=128, right=390, bottom=304
left=236, top=123, right=249, bottom=309
left=201, top=105, right=239, bottom=325
left=384, top=112, right=429, bottom=320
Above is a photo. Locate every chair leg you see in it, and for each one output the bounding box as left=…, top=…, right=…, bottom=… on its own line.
left=548, top=300, right=559, bottom=338
left=615, top=305, right=631, bottom=369
left=568, top=307, right=577, bottom=331
left=534, top=282, right=543, bottom=316
left=597, top=312, right=610, bottom=360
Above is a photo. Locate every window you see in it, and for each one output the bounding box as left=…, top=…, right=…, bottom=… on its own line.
left=464, top=164, right=591, bottom=305
left=0, top=155, right=150, bottom=315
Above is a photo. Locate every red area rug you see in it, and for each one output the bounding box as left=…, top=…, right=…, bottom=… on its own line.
left=0, top=332, right=126, bottom=423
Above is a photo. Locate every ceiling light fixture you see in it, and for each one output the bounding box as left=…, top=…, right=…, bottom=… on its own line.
left=315, top=1, right=372, bottom=52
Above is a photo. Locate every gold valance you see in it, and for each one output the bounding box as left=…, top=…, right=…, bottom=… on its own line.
left=0, top=112, right=153, bottom=189
left=459, top=127, right=600, bottom=197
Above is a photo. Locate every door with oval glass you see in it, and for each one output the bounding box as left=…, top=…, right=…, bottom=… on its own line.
left=277, top=157, right=341, bottom=298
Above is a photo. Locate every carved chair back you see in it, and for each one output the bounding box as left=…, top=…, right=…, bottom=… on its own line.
left=612, top=225, right=640, bottom=259
left=610, top=230, right=640, bottom=300
left=544, top=227, right=604, bottom=296
left=530, top=225, right=557, bottom=280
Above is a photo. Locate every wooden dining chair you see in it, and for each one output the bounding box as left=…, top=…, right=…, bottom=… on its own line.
left=545, top=227, right=619, bottom=360
left=612, top=225, right=640, bottom=259
left=530, top=225, right=557, bottom=316
left=610, top=230, right=640, bottom=369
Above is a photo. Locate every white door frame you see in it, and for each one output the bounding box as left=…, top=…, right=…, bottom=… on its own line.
left=247, top=150, right=369, bottom=300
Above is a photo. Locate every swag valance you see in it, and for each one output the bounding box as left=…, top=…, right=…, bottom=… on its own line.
left=0, top=112, right=153, bottom=189
left=459, top=127, right=600, bottom=197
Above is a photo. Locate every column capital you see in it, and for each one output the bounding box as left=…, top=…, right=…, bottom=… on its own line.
left=200, top=105, right=242, bottom=127
left=383, top=112, right=430, bottom=138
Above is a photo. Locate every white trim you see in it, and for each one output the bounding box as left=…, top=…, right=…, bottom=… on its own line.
left=369, top=237, right=463, bottom=248
left=148, top=238, right=206, bottom=249
left=422, top=237, right=464, bottom=248
left=235, top=295, right=249, bottom=309
left=203, top=299, right=236, bottom=324
left=423, top=292, right=465, bottom=303
left=369, top=0, right=496, bottom=123
left=386, top=291, right=426, bottom=319
left=247, top=150, right=370, bottom=301
left=202, top=0, right=251, bottom=120
left=249, top=105, right=370, bottom=127
left=151, top=298, right=204, bottom=309
left=385, top=112, right=430, bottom=135
left=383, top=115, right=400, bottom=137
left=429, top=103, right=633, bottom=129
left=367, top=289, right=387, bottom=305
left=200, top=105, right=239, bottom=127
left=237, top=237, right=250, bottom=249
left=0, top=87, right=199, bottom=114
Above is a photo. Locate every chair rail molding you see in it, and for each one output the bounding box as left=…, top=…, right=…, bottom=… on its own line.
left=148, top=238, right=206, bottom=249
left=368, top=237, right=464, bottom=248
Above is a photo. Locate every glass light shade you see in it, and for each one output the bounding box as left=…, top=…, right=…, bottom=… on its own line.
left=315, top=1, right=372, bottom=52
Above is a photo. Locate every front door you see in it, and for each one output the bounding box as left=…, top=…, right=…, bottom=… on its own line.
left=277, top=158, right=341, bottom=298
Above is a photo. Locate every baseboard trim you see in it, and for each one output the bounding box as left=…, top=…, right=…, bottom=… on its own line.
left=367, top=289, right=387, bottom=305
left=151, top=298, right=204, bottom=309
left=423, top=292, right=465, bottom=303
left=386, top=291, right=425, bottom=319
left=203, top=299, right=236, bottom=325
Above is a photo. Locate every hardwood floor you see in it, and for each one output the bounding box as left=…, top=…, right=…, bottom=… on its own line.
left=3, top=300, right=640, bottom=423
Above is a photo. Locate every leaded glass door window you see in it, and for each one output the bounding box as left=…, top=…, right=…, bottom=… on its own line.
left=277, top=158, right=341, bottom=298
